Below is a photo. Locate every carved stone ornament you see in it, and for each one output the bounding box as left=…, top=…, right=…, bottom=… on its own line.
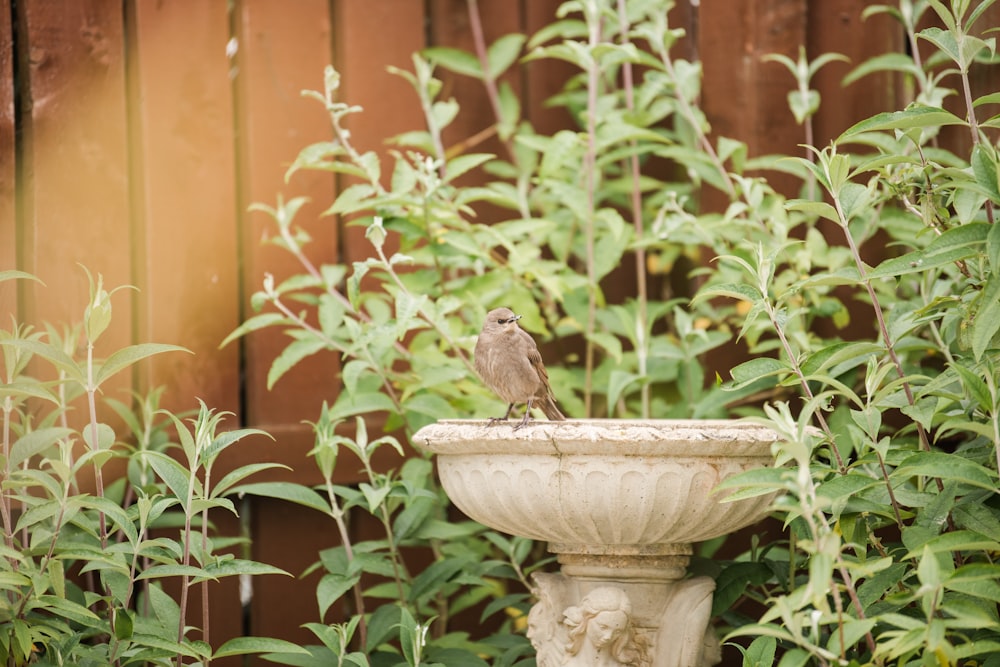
left=412, top=419, right=780, bottom=667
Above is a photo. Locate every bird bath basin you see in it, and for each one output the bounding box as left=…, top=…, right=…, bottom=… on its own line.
left=412, top=419, right=781, bottom=667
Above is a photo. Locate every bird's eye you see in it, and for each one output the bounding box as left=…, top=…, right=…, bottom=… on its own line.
left=497, top=318, right=507, bottom=324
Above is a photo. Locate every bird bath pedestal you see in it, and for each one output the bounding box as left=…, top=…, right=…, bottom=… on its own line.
left=412, top=419, right=780, bottom=667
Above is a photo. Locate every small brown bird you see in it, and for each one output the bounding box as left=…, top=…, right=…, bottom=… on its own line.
left=474, top=307, right=566, bottom=430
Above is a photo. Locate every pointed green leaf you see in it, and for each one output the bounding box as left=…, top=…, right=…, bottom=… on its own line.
left=422, top=46, right=482, bottom=77
left=9, top=427, right=74, bottom=467
left=96, top=344, right=191, bottom=388
left=972, top=275, right=1000, bottom=360
left=215, top=637, right=311, bottom=659
left=145, top=451, right=193, bottom=507
left=227, top=481, right=331, bottom=514
left=840, top=104, right=966, bottom=139
left=895, top=452, right=996, bottom=490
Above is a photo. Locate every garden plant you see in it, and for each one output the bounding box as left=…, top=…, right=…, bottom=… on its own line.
left=3, top=0, right=1000, bottom=665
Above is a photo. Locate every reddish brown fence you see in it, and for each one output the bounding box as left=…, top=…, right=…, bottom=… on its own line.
left=2, top=1, right=997, bottom=664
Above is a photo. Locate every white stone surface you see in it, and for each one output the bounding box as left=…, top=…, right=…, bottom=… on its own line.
left=412, top=419, right=778, bottom=548
left=412, top=418, right=781, bottom=667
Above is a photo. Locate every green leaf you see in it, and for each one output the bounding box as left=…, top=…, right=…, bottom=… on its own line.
left=697, top=282, right=762, bottom=303
left=972, top=274, right=1000, bottom=360
left=410, top=557, right=471, bottom=602
left=606, top=370, right=642, bottom=415
left=905, top=530, right=1000, bottom=560
left=729, top=357, right=790, bottom=387
left=96, top=344, right=191, bottom=388
left=842, top=52, right=921, bottom=85
left=325, top=183, right=376, bottom=216
left=114, top=608, right=134, bottom=640
left=393, top=496, right=436, bottom=541
left=894, top=452, right=997, bottom=491
left=318, top=572, right=360, bottom=619
left=839, top=104, right=967, bottom=139
left=203, top=427, right=273, bottom=462
left=358, top=482, right=392, bottom=512
left=422, top=46, right=482, bottom=77
left=365, top=605, right=402, bottom=654
left=82, top=422, right=115, bottom=450
left=326, top=391, right=396, bottom=422
left=137, top=564, right=215, bottom=581
left=869, top=222, right=990, bottom=279
left=740, top=635, right=776, bottom=667
left=0, top=338, right=83, bottom=383
left=33, top=594, right=101, bottom=626
left=972, top=143, right=1000, bottom=204
left=950, top=361, right=993, bottom=413
left=397, top=606, right=421, bottom=666
left=145, top=451, right=193, bottom=507
left=219, top=312, right=289, bottom=349
left=0, top=270, right=41, bottom=284
left=268, top=337, right=330, bottom=390
left=212, top=463, right=290, bottom=499
left=204, top=559, right=291, bottom=579
left=444, top=153, right=494, bottom=183
left=785, top=199, right=839, bottom=223
left=487, top=33, right=526, bottom=78
left=228, top=482, right=331, bottom=514
left=9, top=427, right=74, bottom=467
left=215, top=637, right=311, bottom=659
left=714, top=466, right=786, bottom=501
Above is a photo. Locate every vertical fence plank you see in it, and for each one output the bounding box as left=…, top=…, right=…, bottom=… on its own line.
left=0, top=0, right=14, bottom=313
left=232, top=0, right=338, bottom=469
left=808, top=0, right=904, bottom=148
left=428, top=0, right=522, bottom=165
left=523, top=0, right=575, bottom=136
left=17, top=0, right=131, bottom=385
left=128, top=0, right=241, bottom=417
left=700, top=0, right=806, bottom=177
left=127, top=0, right=245, bottom=653
left=333, top=0, right=427, bottom=264
left=230, top=0, right=340, bottom=651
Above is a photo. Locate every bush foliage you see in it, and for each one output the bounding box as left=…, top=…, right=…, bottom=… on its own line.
left=4, top=0, right=1000, bottom=665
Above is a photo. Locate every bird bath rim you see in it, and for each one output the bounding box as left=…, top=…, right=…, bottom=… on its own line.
left=412, top=418, right=780, bottom=458
left=412, top=418, right=781, bottom=550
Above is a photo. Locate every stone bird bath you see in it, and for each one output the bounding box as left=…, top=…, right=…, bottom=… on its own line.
left=412, top=419, right=780, bottom=667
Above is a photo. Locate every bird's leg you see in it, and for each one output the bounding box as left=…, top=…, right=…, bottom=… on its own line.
left=487, top=403, right=516, bottom=426
left=513, top=400, right=533, bottom=431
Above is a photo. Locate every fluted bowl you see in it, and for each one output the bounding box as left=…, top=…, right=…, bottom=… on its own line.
left=412, top=419, right=779, bottom=548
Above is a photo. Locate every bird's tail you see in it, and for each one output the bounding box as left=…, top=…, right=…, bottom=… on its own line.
left=537, top=395, right=566, bottom=421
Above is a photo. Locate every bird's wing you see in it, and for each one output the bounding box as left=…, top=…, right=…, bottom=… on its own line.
left=526, top=348, right=549, bottom=382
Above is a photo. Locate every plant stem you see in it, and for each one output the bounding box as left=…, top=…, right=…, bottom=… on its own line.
left=86, top=341, right=108, bottom=551
left=958, top=64, right=995, bottom=224
left=761, top=297, right=845, bottom=472
left=201, top=463, right=213, bottom=650
left=374, top=244, right=478, bottom=379
left=0, top=398, right=14, bottom=557
left=581, top=6, right=602, bottom=417
left=465, top=0, right=514, bottom=163
left=617, top=0, right=651, bottom=418
left=176, top=464, right=199, bottom=667
left=269, top=293, right=406, bottom=416
left=830, top=188, right=936, bottom=463
left=323, top=474, right=367, bottom=648
left=650, top=35, right=737, bottom=201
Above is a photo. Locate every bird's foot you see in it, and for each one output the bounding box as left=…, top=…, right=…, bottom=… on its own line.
left=512, top=415, right=533, bottom=432
left=486, top=416, right=509, bottom=427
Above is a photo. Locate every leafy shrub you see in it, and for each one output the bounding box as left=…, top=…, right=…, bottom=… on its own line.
left=0, top=269, right=302, bottom=665
left=238, top=0, right=1000, bottom=664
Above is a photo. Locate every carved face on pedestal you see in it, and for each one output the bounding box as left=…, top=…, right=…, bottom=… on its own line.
left=587, top=608, right=629, bottom=650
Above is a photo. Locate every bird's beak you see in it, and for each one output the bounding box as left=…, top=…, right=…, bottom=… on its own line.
left=512, top=315, right=522, bottom=322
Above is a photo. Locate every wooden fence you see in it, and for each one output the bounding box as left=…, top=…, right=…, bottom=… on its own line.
left=1, top=1, right=997, bottom=664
